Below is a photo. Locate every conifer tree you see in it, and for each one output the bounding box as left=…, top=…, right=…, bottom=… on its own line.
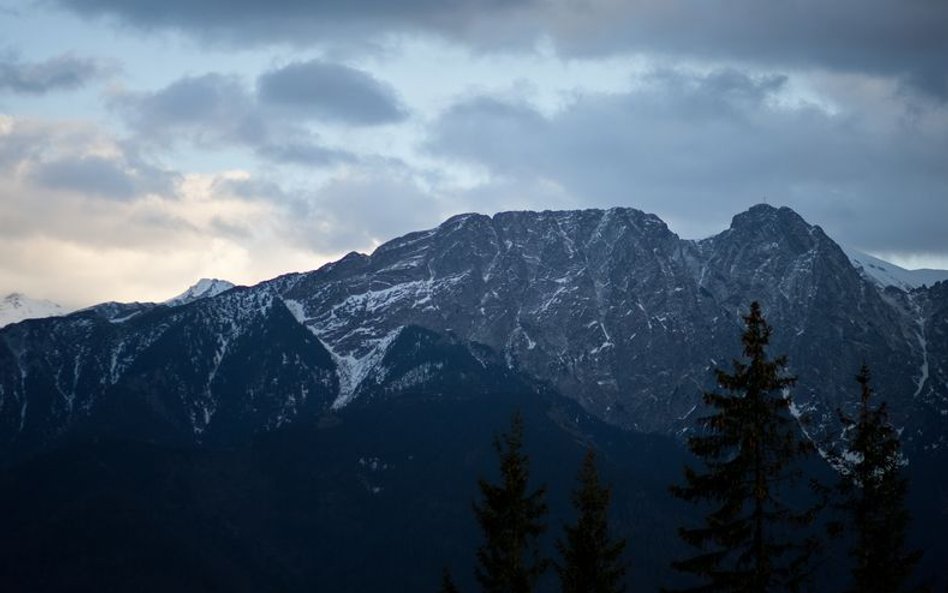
left=474, top=412, right=549, bottom=593
left=834, top=364, right=921, bottom=593
left=440, top=568, right=461, bottom=593
left=556, top=449, right=627, bottom=593
left=669, top=301, right=816, bottom=593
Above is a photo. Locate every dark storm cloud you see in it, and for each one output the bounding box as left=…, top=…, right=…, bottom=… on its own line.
left=56, top=0, right=948, bottom=96
left=115, top=72, right=361, bottom=166
left=546, top=1, right=948, bottom=98
left=257, top=60, right=407, bottom=125
left=0, top=52, right=105, bottom=94
left=54, top=0, right=537, bottom=48
left=427, top=68, right=948, bottom=256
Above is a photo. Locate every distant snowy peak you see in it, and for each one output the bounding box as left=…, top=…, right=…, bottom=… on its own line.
left=844, top=248, right=948, bottom=290
left=164, top=278, right=235, bottom=307
left=0, top=293, right=68, bottom=328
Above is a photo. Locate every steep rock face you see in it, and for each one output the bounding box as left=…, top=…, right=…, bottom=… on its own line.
left=280, top=205, right=945, bottom=441
left=0, top=204, right=946, bottom=460
left=696, top=206, right=925, bottom=440
left=281, top=208, right=717, bottom=430
left=905, top=280, right=948, bottom=451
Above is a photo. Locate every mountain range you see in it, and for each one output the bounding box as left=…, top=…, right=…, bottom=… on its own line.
left=0, top=279, right=236, bottom=330
left=0, top=204, right=945, bottom=591
left=1, top=204, right=945, bottom=458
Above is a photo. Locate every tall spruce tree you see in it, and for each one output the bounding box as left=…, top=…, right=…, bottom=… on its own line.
left=669, top=301, right=815, bottom=593
left=474, top=412, right=549, bottom=593
left=556, top=449, right=627, bottom=593
left=834, top=364, right=921, bottom=593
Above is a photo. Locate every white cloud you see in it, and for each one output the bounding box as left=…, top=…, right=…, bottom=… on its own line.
left=0, top=115, right=344, bottom=306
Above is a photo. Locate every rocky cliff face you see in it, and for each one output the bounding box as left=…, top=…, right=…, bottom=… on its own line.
left=1, top=204, right=945, bottom=461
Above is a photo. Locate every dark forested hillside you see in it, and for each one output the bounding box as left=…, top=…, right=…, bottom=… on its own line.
left=0, top=381, right=692, bottom=593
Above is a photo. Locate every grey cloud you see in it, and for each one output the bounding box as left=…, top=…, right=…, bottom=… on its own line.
left=545, top=1, right=948, bottom=98
left=116, top=70, right=376, bottom=166
left=257, top=60, right=407, bottom=125
left=430, top=96, right=547, bottom=177
left=55, top=0, right=537, bottom=49
left=0, top=116, right=178, bottom=201
left=0, top=125, right=48, bottom=171
left=0, top=52, right=106, bottom=94
left=280, top=172, right=446, bottom=253
left=213, top=176, right=288, bottom=202
left=30, top=154, right=175, bottom=200
left=428, top=68, right=948, bottom=257
left=32, top=156, right=134, bottom=199
left=256, top=141, right=358, bottom=166
left=116, top=73, right=258, bottom=145
left=208, top=216, right=253, bottom=240
left=205, top=171, right=439, bottom=255
left=56, top=0, right=948, bottom=97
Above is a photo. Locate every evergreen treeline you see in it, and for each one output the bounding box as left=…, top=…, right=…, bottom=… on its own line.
left=446, top=302, right=922, bottom=593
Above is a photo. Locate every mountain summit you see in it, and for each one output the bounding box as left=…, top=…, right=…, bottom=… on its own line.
left=0, top=204, right=945, bottom=461
left=165, top=278, right=236, bottom=306
left=0, top=293, right=67, bottom=328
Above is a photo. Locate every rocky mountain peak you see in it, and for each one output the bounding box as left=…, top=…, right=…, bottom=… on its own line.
left=721, top=204, right=826, bottom=251
left=165, top=278, right=236, bottom=307
left=1, top=205, right=946, bottom=463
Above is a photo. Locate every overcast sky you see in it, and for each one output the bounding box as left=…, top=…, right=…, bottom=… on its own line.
left=1, top=1, right=946, bottom=307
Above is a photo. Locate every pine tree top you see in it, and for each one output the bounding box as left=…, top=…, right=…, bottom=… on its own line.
left=473, top=411, right=549, bottom=593
left=556, top=449, right=627, bottom=593
left=834, top=364, right=922, bottom=593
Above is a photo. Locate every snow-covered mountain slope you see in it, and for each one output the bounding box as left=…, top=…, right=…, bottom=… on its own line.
left=0, top=293, right=68, bottom=328
left=844, top=247, right=948, bottom=290
left=165, top=278, right=235, bottom=306
left=0, top=204, right=946, bottom=462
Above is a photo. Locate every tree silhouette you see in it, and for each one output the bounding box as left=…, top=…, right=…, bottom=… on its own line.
left=440, top=568, right=461, bottom=593
left=556, top=449, right=627, bottom=593
left=669, top=302, right=816, bottom=592
left=834, top=364, right=922, bottom=593
left=474, top=412, right=549, bottom=593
